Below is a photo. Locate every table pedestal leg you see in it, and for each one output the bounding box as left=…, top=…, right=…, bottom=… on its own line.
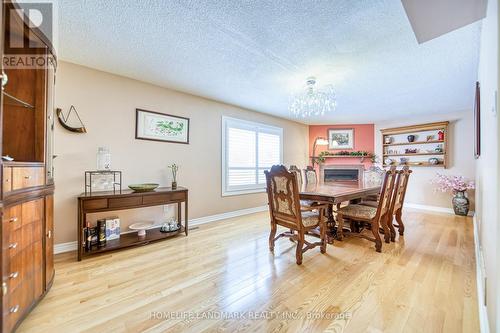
left=326, top=204, right=336, bottom=244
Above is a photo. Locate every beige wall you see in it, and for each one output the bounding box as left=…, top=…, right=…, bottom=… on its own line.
left=54, top=61, right=308, bottom=244
left=375, top=110, right=476, bottom=210
left=475, top=0, right=499, bottom=331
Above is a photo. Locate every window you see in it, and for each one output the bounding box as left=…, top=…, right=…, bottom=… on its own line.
left=222, top=116, right=283, bottom=196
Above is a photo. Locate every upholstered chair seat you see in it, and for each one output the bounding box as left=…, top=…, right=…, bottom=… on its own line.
left=337, top=204, right=377, bottom=220
left=300, top=210, right=322, bottom=227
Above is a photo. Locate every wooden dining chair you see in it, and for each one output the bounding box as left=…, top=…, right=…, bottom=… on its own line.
left=303, top=166, right=318, bottom=184
left=265, top=165, right=329, bottom=265
left=387, top=166, right=412, bottom=241
left=336, top=166, right=397, bottom=252
left=289, top=165, right=303, bottom=188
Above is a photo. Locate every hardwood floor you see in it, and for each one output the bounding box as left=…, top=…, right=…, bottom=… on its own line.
left=18, top=209, right=479, bottom=333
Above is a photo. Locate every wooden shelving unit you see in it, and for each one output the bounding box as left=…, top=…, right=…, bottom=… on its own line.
left=381, top=121, right=449, bottom=168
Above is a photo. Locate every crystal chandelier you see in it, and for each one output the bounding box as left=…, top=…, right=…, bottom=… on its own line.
left=289, top=77, right=336, bottom=118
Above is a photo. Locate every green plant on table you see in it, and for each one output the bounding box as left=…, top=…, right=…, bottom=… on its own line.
left=168, top=163, right=179, bottom=183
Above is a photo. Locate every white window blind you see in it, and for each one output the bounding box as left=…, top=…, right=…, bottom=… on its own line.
left=222, top=117, right=283, bottom=196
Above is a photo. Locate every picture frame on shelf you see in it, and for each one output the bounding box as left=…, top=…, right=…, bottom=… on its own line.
left=135, top=108, right=190, bottom=144
left=328, top=128, right=354, bottom=149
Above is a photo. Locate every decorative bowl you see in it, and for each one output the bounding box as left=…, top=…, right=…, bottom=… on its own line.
left=428, top=157, right=440, bottom=165
left=128, top=183, right=159, bottom=192
left=384, top=158, right=394, bottom=165
left=129, top=222, right=155, bottom=237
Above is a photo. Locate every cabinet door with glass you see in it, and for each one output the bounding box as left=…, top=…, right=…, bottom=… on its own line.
left=45, top=53, right=56, bottom=184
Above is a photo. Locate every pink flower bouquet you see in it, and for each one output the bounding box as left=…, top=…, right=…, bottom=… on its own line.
left=432, top=174, right=475, bottom=193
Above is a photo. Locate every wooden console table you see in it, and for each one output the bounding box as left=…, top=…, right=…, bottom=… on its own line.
left=77, top=187, right=188, bottom=261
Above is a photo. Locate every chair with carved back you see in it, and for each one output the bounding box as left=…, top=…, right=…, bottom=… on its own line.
left=265, top=165, right=329, bottom=265
left=386, top=166, right=412, bottom=241
left=336, top=166, right=397, bottom=252
left=362, top=166, right=385, bottom=201
left=303, top=166, right=318, bottom=185
left=289, top=165, right=303, bottom=188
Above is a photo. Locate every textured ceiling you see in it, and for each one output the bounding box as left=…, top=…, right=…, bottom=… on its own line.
left=57, top=0, right=481, bottom=124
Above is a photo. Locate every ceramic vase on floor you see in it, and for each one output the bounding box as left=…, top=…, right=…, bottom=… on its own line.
left=452, top=191, right=469, bottom=216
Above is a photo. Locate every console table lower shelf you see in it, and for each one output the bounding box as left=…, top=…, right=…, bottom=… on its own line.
left=77, top=186, right=188, bottom=261
left=82, top=226, right=185, bottom=258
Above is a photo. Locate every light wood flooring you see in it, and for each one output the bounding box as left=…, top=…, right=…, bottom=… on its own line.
left=18, top=209, right=479, bottom=333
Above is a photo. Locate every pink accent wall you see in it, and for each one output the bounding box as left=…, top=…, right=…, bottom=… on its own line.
left=308, top=124, right=375, bottom=168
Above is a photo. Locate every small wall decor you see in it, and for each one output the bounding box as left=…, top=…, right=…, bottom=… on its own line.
left=328, top=128, right=354, bottom=149
left=136, top=109, right=190, bottom=144
left=56, top=105, right=87, bottom=133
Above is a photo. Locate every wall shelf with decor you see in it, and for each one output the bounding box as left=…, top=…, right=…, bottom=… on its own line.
left=381, top=121, right=449, bottom=168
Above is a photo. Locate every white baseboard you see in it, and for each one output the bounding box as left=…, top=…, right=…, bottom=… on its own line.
left=473, top=215, right=490, bottom=333
left=54, top=205, right=268, bottom=254
left=189, top=205, right=267, bottom=226
left=54, top=241, right=78, bottom=254
left=405, top=202, right=475, bottom=217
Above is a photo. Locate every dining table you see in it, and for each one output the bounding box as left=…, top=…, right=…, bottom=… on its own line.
left=299, top=181, right=382, bottom=242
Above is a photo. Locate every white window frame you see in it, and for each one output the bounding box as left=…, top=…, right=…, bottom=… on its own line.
left=222, top=116, right=283, bottom=196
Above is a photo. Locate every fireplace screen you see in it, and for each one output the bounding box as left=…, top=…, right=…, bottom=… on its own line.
left=324, top=169, right=359, bottom=182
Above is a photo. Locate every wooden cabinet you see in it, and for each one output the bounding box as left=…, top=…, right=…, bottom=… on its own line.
left=44, top=195, right=54, bottom=287
left=11, top=166, right=44, bottom=191
left=0, top=1, right=56, bottom=332
left=2, top=167, right=11, bottom=193
left=1, top=199, right=45, bottom=332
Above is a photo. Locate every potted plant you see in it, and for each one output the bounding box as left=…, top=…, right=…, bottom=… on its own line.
left=432, top=174, right=475, bottom=216
left=168, top=164, right=179, bottom=189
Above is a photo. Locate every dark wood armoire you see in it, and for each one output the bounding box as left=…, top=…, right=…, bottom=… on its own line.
left=0, top=1, right=56, bottom=332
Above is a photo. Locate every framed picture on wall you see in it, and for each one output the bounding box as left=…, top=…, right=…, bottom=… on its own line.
left=135, top=109, right=190, bottom=144
left=328, top=128, right=354, bottom=149
left=474, top=81, right=480, bottom=159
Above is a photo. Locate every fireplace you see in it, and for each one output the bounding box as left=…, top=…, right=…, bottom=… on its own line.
left=324, top=169, right=359, bottom=182
left=320, top=164, right=364, bottom=184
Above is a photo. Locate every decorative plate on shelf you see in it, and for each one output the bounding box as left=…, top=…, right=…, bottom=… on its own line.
left=129, top=222, right=155, bottom=237
left=128, top=183, right=159, bottom=192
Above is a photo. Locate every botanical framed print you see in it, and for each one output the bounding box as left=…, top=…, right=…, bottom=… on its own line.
left=328, top=128, right=354, bottom=149
left=474, top=81, right=480, bottom=159
left=135, top=109, right=190, bottom=144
